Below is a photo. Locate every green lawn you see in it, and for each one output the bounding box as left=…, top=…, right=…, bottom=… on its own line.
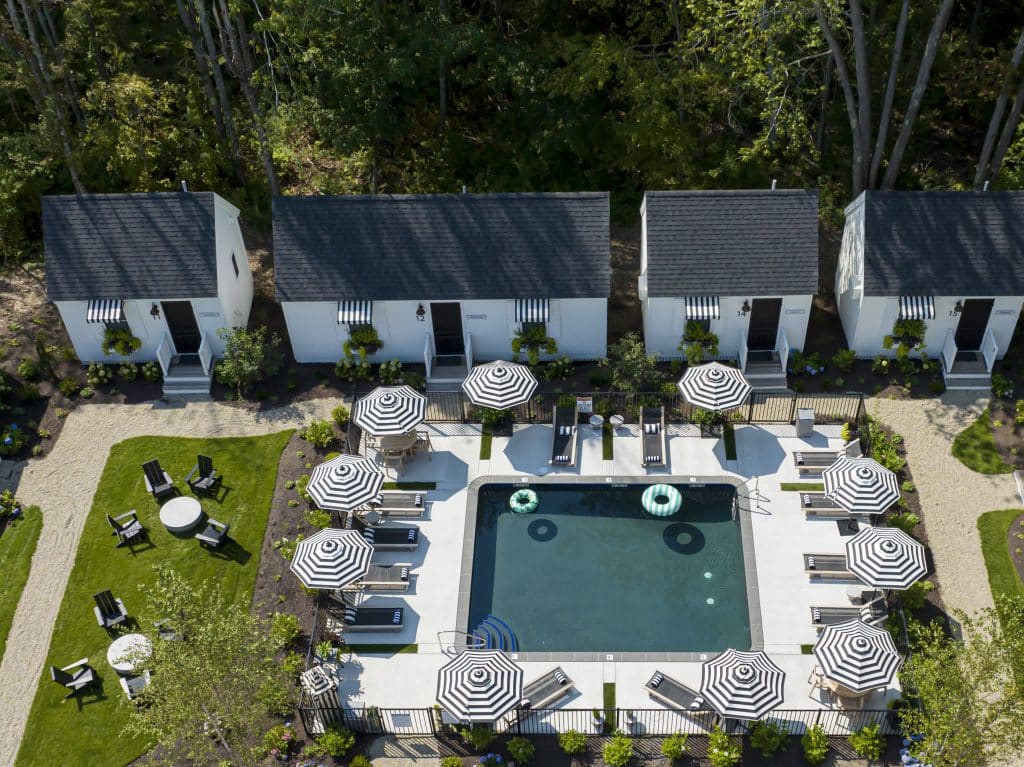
left=16, top=431, right=292, bottom=767
left=780, top=482, right=825, bottom=492
left=952, top=410, right=1014, bottom=474
left=977, top=509, right=1024, bottom=599
left=0, top=506, right=43, bottom=660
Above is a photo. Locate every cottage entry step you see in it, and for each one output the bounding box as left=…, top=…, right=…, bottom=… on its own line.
left=743, top=353, right=789, bottom=391
left=426, top=354, right=469, bottom=388
left=162, top=355, right=213, bottom=398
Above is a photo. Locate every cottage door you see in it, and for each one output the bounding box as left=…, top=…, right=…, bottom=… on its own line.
left=430, top=302, right=464, bottom=357
left=954, top=299, right=994, bottom=351
left=161, top=301, right=202, bottom=355
left=746, top=298, right=782, bottom=352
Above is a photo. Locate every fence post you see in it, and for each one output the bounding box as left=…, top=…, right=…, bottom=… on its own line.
left=788, top=393, right=797, bottom=424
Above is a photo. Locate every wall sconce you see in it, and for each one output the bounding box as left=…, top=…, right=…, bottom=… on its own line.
left=415, top=303, right=426, bottom=322
left=150, top=303, right=160, bottom=319
left=952, top=300, right=964, bottom=316
left=739, top=300, right=751, bottom=317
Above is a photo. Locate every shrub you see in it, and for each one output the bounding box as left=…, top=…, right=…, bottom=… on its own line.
left=16, top=357, right=40, bottom=381
left=901, top=480, right=916, bottom=492
left=0, top=489, right=22, bottom=517
left=101, top=326, right=142, bottom=357
left=832, top=348, right=857, bottom=372
left=475, top=407, right=509, bottom=428
left=86, top=363, right=112, bottom=386
left=261, top=724, right=296, bottom=758
left=331, top=404, right=351, bottom=427
left=349, top=756, right=372, bottom=767
left=600, top=332, right=663, bottom=392
left=296, top=474, right=312, bottom=502
left=543, top=354, right=574, bottom=381
left=848, top=724, right=884, bottom=760
left=308, top=723, right=355, bottom=757
left=871, top=355, right=892, bottom=375
left=79, top=386, right=94, bottom=399
left=707, top=727, right=741, bottom=767
left=558, top=729, right=587, bottom=755
left=660, top=732, right=689, bottom=760
left=602, top=730, right=633, bottom=767
left=458, top=724, right=497, bottom=750
left=899, top=579, right=935, bottom=611
left=346, top=324, right=383, bottom=354
left=378, top=359, right=403, bottom=384
left=750, top=718, right=788, bottom=757
left=215, top=326, right=283, bottom=397
left=402, top=370, right=426, bottom=390
left=335, top=355, right=373, bottom=381
left=801, top=724, right=829, bottom=764
left=888, top=512, right=920, bottom=536
left=506, top=736, right=535, bottom=764
left=868, top=419, right=906, bottom=474
left=928, top=378, right=946, bottom=394
left=57, top=376, right=80, bottom=397
left=441, top=757, right=464, bottom=767
left=992, top=373, right=1015, bottom=398
left=281, top=651, right=305, bottom=679
left=305, top=508, right=332, bottom=528
left=589, top=370, right=610, bottom=388
left=269, top=612, right=301, bottom=648
left=140, top=361, right=162, bottom=382
left=302, top=420, right=336, bottom=449
left=118, top=362, right=138, bottom=381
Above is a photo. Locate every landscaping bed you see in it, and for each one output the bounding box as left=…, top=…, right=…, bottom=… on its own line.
left=977, top=509, right=1024, bottom=599
left=951, top=405, right=1018, bottom=474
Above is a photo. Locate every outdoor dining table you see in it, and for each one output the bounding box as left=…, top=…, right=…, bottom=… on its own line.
left=377, top=431, right=419, bottom=454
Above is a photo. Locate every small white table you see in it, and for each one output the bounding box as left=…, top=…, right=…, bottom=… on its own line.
left=609, top=414, right=624, bottom=428
left=589, top=414, right=604, bottom=430
left=160, top=496, right=203, bottom=533
left=107, top=633, right=153, bottom=675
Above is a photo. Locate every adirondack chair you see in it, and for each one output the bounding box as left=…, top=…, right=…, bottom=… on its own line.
left=142, top=460, right=174, bottom=500
left=186, top=455, right=221, bottom=496
left=195, top=518, right=229, bottom=549
left=106, top=510, right=145, bottom=547
left=92, top=590, right=128, bottom=629
left=50, top=658, right=99, bottom=699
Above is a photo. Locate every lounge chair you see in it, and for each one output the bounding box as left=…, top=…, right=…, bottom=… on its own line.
left=810, top=598, right=888, bottom=628
left=354, top=562, right=413, bottom=592
left=549, top=405, right=579, bottom=467
left=186, top=455, right=221, bottom=496
left=92, top=590, right=128, bottom=629
left=119, top=670, right=151, bottom=701
left=803, top=553, right=856, bottom=579
left=520, top=667, right=575, bottom=709
left=641, top=406, right=667, bottom=468
left=107, top=510, right=145, bottom=547
left=49, top=658, right=99, bottom=699
left=328, top=604, right=405, bottom=632
left=142, top=460, right=174, bottom=500
left=792, top=439, right=862, bottom=475
left=645, top=671, right=712, bottom=712
left=195, top=518, right=229, bottom=549
left=801, top=493, right=850, bottom=518
left=351, top=517, right=420, bottom=551
left=367, top=490, right=428, bottom=518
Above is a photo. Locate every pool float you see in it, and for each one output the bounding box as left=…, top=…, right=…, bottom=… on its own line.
left=642, top=484, right=682, bottom=517
left=509, top=488, right=539, bottom=514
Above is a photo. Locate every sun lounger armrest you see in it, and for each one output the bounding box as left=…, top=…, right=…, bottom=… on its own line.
left=61, top=657, right=90, bottom=672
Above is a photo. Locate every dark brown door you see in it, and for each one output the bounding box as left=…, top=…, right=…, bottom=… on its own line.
left=747, top=298, right=782, bottom=350
left=430, top=302, right=464, bottom=356
left=954, top=299, right=994, bottom=350
left=162, top=300, right=201, bottom=354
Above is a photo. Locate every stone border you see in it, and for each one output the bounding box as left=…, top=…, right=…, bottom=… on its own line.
left=457, top=474, right=763, bottom=662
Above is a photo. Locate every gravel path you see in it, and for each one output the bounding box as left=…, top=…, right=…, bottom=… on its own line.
left=868, top=393, right=1021, bottom=618
left=0, top=398, right=341, bottom=767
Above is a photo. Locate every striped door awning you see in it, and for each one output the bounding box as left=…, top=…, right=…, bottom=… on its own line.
left=515, top=298, right=550, bottom=324
left=898, top=296, right=935, bottom=320
left=685, top=296, right=720, bottom=320
left=338, top=300, right=373, bottom=325
left=86, top=300, right=125, bottom=324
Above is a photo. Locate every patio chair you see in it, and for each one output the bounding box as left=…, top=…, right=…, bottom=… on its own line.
left=49, top=657, right=99, bottom=699
left=92, top=589, right=128, bottom=629
left=350, top=562, right=413, bottom=592
left=801, top=493, right=850, bottom=518
left=328, top=604, right=405, bottom=632
left=803, top=553, right=856, bottom=580
left=645, top=671, right=712, bottom=712
left=549, top=404, right=579, bottom=466
left=195, top=518, right=229, bottom=549
left=106, top=510, right=145, bottom=547
left=810, top=598, right=889, bottom=629
left=142, top=460, right=174, bottom=500
left=185, top=454, right=221, bottom=496
left=369, top=490, right=428, bottom=518
left=355, top=519, right=420, bottom=551
left=792, top=439, right=862, bottom=475
left=119, top=670, right=151, bottom=702
left=641, top=406, right=667, bottom=468
left=520, top=667, right=575, bottom=709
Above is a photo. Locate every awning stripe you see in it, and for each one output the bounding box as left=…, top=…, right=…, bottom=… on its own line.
left=338, top=300, right=373, bottom=325
left=515, top=298, right=550, bottom=324
left=685, top=296, right=720, bottom=320
left=86, top=299, right=125, bottom=324
left=898, top=296, right=934, bottom=320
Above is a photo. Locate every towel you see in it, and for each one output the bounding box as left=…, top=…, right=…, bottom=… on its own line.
left=644, top=423, right=658, bottom=434
left=649, top=673, right=664, bottom=688
left=795, top=452, right=804, bottom=464
left=407, top=528, right=417, bottom=541
left=555, top=455, right=569, bottom=463
left=344, top=608, right=358, bottom=623
left=400, top=567, right=410, bottom=580
left=414, top=494, right=422, bottom=506
left=559, top=425, right=571, bottom=436
left=521, top=699, right=532, bottom=709
left=554, top=671, right=568, bottom=685
left=807, top=556, right=816, bottom=569
left=803, top=494, right=812, bottom=507
left=690, top=696, right=704, bottom=710
left=392, top=609, right=402, bottom=624
left=812, top=607, right=822, bottom=623
left=646, top=455, right=661, bottom=463
left=361, top=528, right=374, bottom=542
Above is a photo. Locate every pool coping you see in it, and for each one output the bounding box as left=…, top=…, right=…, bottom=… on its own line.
left=458, top=474, right=764, bottom=663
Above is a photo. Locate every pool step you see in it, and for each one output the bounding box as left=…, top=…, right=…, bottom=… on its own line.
left=472, top=615, right=519, bottom=652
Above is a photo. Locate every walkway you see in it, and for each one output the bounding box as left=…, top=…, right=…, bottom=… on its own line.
left=0, top=398, right=341, bottom=766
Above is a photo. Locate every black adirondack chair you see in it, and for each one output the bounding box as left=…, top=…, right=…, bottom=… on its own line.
left=50, top=658, right=99, bottom=699
left=186, top=455, right=221, bottom=496
left=93, top=590, right=128, bottom=629
left=195, top=518, right=229, bottom=549
left=106, top=510, right=145, bottom=547
left=142, top=460, right=174, bottom=500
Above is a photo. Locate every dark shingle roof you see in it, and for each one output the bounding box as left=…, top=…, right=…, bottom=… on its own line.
left=44, top=192, right=218, bottom=301
left=643, top=190, right=819, bottom=296
left=272, top=193, right=610, bottom=301
left=860, top=191, right=1024, bottom=296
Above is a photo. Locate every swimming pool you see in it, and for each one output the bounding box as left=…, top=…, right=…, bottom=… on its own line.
left=462, top=479, right=759, bottom=658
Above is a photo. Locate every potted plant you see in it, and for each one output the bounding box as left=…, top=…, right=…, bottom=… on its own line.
left=101, top=326, right=142, bottom=358
left=679, top=321, right=719, bottom=365
left=512, top=323, right=557, bottom=365
left=314, top=640, right=336, bottom=663
left=692, top=407, right=725, bottom=438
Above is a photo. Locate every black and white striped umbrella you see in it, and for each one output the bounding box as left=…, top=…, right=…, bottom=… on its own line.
left=461, top=361, right=539, bottom=411
left=823, top=457, right=900, bottom=514
left=845, top=527, right=927, bottom=589
left=436, top=650, right=524, bottom=722
left=700, top=649, right=785, bottom=720
left=307, top=454, right=384, bottom=511
left=353, top=385, right=427, bottom=436
left=813, top=619, right=903, bottom=694
left=290, top=528, right=373, bottom=589
left=677, top=362, right=752, bottom=412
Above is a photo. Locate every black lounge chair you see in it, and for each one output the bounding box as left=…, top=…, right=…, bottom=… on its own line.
left=520, top=667, right=575, bottom=709
left=358, top=522, right=420, bottom=551
left=142, top=460, right=174, bottom=500
left=328, top=605, right=405, bottom=632
left=119, top=670, right=151, bottom=701
left=803, top=553, right=856, bottom=579
left=186, top=455, right=221, bottom=496
left=641, top=406, right=667, bottom=467
left=810, top=597, right=888, bottom=628
left=370, top=491, right=428, bottom=518
left=549, top=405, right=579, bottom=467
left=801, top=493, right=849, bottom=518
left=50, top=658, right=99, bottom=699
left=645, top=671, right=712, bottom=712
left=107, top=510, right=145, bottom=547
left=355, top=562, right=413, bottom=592
left=792, top=440, right=862, bottom=474
left=93, top=590, right=128, bottom=629
left=195, top=518, right=229, bottom=549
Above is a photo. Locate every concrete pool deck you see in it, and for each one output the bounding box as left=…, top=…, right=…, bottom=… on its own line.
left=337, top=421, right=901, bottom=724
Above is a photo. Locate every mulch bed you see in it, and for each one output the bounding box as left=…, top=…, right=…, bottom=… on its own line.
left=984, top=397, right=1024, bottom=470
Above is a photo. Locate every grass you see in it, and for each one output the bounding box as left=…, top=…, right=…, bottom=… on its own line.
left=952, top=409, right=1014, bottom=474
left=0, top=506, right=43, bottom=660
left=381, top=482, right=436, bottom=490
left=602, top=682, right=616, bottom=734
left=977, top=509, right=1024, bottom=599
left=723, top=422, right=737, bottom=460
left=16, top=431, right=293, bottom=767
left=345, top=643, right=418, bottom=654
left=480, top=424, right=493, bottom=460
left=780, top=482, right=825, bottom=492
left=602, top=423, right=613, bottom=460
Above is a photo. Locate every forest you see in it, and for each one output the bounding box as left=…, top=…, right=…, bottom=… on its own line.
left=3, top=0, right=1024, bottom=264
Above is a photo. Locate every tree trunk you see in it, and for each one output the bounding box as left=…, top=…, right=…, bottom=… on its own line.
left=988, top=73, right=1024, bottom=184
left=849, top=0, right=872, bottom=191
left=869, top=0, right=909, bottom=188
left=817, top=53, right=833, bottom=155
left=974, top=29, right=1024, bottom=189
left=194, top=0, right=242, bottom=164
left=176, top=0, right=225, bottom=140
left=83, top=8, right=109, bottom=81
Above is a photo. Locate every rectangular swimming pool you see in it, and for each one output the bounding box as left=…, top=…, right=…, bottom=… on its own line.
left=465, top=482, right=753, bottom=655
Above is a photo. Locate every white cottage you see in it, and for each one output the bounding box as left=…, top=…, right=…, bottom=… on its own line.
left=835, top=191, right=1024, bottom=389
left=273, top=193, right=610, bottom=381
left=638, top=190, right=819, bottom=389
left=44, top=191, right=253, bottom=395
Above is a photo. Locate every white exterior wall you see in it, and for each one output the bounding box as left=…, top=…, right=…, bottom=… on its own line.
left=213, top=194, right=253, bottom=334
left=835, top=196, right=865, bottom=349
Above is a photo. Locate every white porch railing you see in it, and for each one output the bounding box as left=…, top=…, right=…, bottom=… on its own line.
left=940, top=329, right=958, bottom=374
left=776, top=326, right=790, bottom=372
left=198, top=332, right=213, bottom=376
left=423, top=333, right=435, bottom=379
left=464, top=331, right=474, bottom=373
left=738, top=328, right=748, bottom=372
left=156, top=333, right=172, bottom=377
left=982, top=327, right=999, bottom=373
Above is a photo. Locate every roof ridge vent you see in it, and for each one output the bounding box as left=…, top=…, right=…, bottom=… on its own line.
left=771, top=179, right=777, bottom=190
left=983, top=180, right=990, bottom=192
left=180, top=180, right=189, bottom=193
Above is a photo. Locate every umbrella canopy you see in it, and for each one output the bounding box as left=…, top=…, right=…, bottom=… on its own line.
left=677, top=362, right=752, bottom=412
left=700, top=649, right=785, bottom=720
left=436, top=650, right=524, bottom=721
left=462, top=361, right=539, bottom=410
left=845, top=526, right=927, bottom=589
left=353, top=385, right=427, bottom=436
left=823, top=457, right=900, bottom=514
left=290, top=528, right=373, bottom=589
left=813, top=619, right=903, bottom=694
left=307, top=454, right=384, bottom=511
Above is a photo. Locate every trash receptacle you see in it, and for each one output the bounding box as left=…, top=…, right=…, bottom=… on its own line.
left=796, top=408, right=815, bottom=438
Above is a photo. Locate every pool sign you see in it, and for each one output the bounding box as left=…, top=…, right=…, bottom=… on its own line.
left=576, top=396, right=593, bottom=413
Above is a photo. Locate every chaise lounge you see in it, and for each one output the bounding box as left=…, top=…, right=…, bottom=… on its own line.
left=350, top=562, right=413, bottom=592
left=803, top=553, right=856, bottom=579
left=520, top=667, right=575, bottom=709
left=810, top=597, right=888, bottom=628
left=645, top=671, right=713, bottom=713
left=800, top=493, right=850, bottom=518
left=369, top=491, right=429, bottom=519
left=328, top=604, right=405, bottom=632
left=352, top=518, right=420, bottom=551
left=791, top=440, right=861, bottom=475
left=550, top=405, right=579, bottom=467
left=641, top=406, right=667, bottom=468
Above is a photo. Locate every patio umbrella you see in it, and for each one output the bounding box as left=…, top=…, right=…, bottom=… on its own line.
left=290, top=528, right=373, bottom=589
left=813, top=618, right=903, bottom=694
left=700, top=649, right=785, bottom=720
left=436, top=650, right=524, bottom=722
left=677, top=362, right=752, bottom=412
left=823, top=457, right=900, bottom=514
left=845, top=526, right=927, bottom=590
left=307, top=454, right=384, bottom=511
left=461, top=361, right=539, bottom=410
left=353, top=385, right=427, bottom=436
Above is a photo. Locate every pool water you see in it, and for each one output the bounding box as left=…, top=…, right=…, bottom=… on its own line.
left=467, top=483, right=751, bottom=653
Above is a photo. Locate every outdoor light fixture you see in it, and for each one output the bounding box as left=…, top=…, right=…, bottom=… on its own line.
left=740, top=300, right=751, bottom=317
left=953, top=300, right=964, bottom=315
left=415, top=303, right=426, bottom=322
left=150, top=303, right=160, bottom=319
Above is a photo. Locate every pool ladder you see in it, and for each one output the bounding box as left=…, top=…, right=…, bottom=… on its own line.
left=471, top=615, right=519, bottom=652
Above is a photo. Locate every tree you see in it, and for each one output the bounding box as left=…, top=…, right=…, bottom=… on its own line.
left=215, top=325, right=282, bottom=398
left=600, top=332, right=663, bottom=393
left=975, top=28, right=1024, bottom=189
